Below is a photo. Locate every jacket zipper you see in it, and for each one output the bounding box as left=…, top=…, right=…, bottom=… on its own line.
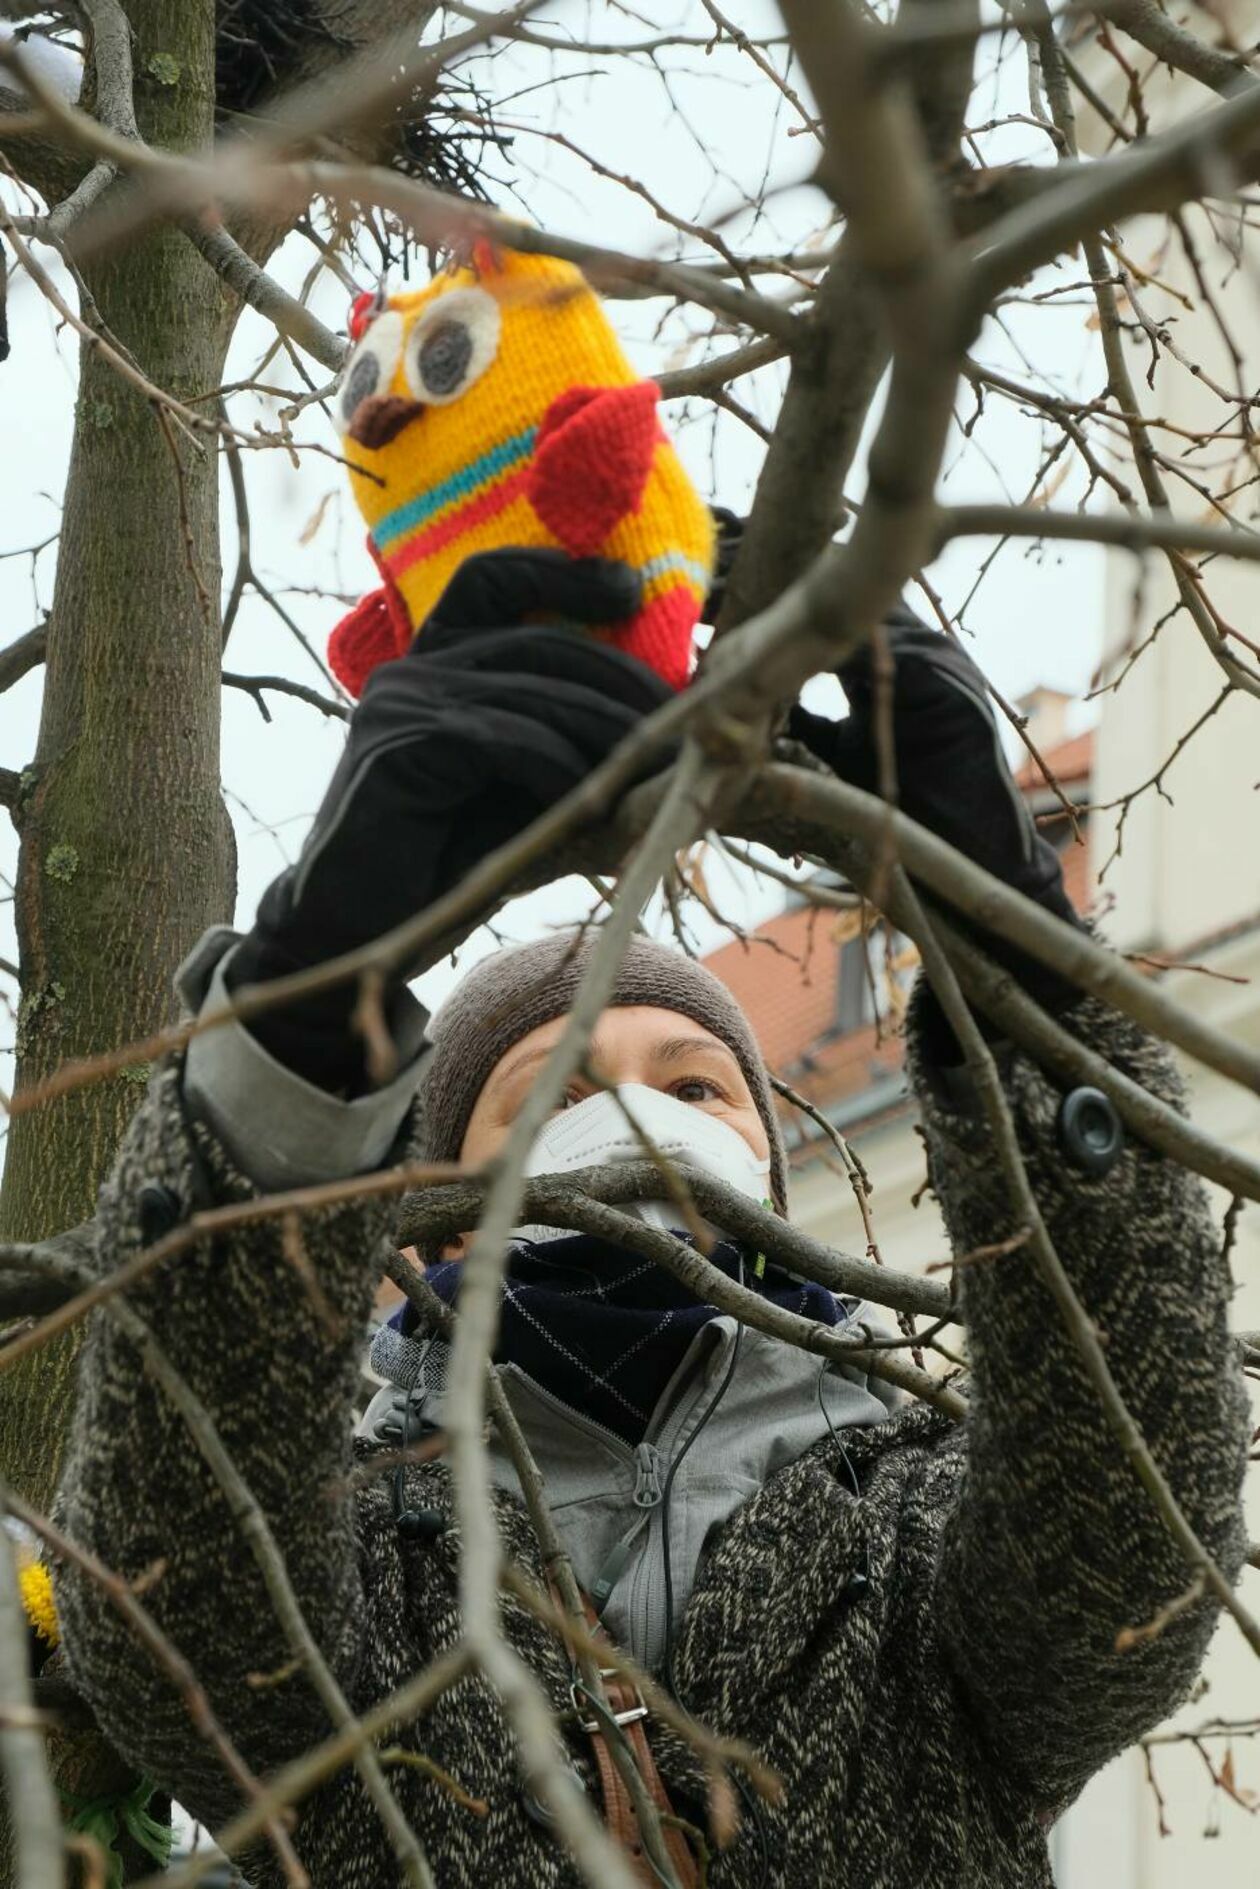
left=498, top=1366, right=638, bottom=1464
left=633, top=1440, right=665, bottom=1507
left=630, top=1348, right=732, bottom=1670
left=499, top=1333, right=735, bottom=1669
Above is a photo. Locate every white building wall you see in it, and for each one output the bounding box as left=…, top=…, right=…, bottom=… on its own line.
left=1071, top=28, right=1260, bottom=1870
left=1077, top=8, right=1260, bottom=956
left=1089, top=317, right=1260, bottom=957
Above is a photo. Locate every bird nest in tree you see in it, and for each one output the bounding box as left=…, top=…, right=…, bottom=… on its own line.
left=215, top=0, right=500, bottom=200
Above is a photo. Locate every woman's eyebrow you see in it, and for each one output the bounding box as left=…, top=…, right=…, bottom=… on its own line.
left=651, top=1034, right=739, bottom=1069
left=493, top=1037, right=604, bottom=1090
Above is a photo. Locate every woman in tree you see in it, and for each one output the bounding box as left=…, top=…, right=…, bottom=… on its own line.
left=56, top=549, right=1246, bottom=1888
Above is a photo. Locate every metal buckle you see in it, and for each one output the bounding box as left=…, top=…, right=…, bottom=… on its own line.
left=570, top=1679, right=649, bottom=1737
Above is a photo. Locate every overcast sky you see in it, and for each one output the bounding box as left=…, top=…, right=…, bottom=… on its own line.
left=0, top=2, right=1108, bottom=1027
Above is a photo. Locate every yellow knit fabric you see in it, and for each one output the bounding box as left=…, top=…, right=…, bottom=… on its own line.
left=19, top=1557, right=58, bottom=1648
left=340, top=249, right=713, bottom=670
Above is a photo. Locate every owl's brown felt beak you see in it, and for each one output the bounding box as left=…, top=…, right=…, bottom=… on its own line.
left=348, top=394, right=424, bottom=450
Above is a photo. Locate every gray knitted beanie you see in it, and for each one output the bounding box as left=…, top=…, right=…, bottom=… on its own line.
left=418, top=931, right=788, bottom=1211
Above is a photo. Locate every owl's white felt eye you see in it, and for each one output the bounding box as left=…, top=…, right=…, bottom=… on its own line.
left=403, top=288, right=501, bottom=406
left=334, top=311, right=404, bottom=436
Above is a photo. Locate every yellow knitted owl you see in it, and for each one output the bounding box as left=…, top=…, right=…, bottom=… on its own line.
left=328, top=246, right=714, bottom=695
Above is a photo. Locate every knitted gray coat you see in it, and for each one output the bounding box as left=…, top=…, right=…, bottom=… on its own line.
left=56, top=995, right=1247, bottom=1888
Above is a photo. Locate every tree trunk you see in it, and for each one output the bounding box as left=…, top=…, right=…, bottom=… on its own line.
left=0, top=9, right=234, bottom=1873
left=0, top=0, right=233, bottom=1501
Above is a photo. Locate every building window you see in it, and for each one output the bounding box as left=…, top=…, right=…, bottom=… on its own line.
left=836, top=923, right=918, bottom=1036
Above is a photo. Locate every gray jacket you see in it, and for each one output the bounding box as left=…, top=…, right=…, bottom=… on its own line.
left=55, top=978, right=1247, bottom=1888
left=361, top=1309, right=898, bottom=1675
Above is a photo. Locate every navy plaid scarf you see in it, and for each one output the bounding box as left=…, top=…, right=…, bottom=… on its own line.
left=387, top=1234, right=846, bottom=1444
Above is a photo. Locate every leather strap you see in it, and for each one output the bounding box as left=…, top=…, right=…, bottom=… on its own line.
left=563, top=1590, right=699, bottom=1888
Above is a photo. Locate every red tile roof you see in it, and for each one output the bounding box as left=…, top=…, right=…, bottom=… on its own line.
left=704, top=902, right=908, bottom=1135
left=1015, top=728, right=1093, bottom=793
left=702, top=903, right=845, bottom=1073
left=1061, top=831, right=1093, bottom=914
left=705, top=726, right=1097, bottom=1128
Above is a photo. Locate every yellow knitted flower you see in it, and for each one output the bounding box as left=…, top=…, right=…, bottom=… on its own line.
left=19, top=1557, right=58, bottom=1648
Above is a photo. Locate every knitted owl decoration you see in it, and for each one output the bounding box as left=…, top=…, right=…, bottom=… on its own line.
left=328, top=247, right=715, bottom=696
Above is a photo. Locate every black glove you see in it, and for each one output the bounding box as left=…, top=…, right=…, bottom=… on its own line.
left=228, top=549, right=670, bottom=1094
left=701, top=505, right=745, bottom=627
left=788, top=604, right=1083, bottom=1029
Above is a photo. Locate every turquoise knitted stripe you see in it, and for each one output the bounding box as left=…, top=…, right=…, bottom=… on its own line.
left=641, top=549, right=711, bottom=591
left=374, top=425, right=540, bottom=550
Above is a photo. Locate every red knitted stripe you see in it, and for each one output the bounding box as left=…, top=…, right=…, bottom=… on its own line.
left=384, top=467, right=532, bottom=578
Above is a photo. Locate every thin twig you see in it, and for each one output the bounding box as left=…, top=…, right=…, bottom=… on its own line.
left=758, top=763, right=1260, bottom=1098
left=445, top=743, right=727, bottom=1889
left=104, top=1293, right=437, bottom=1887
left=222, top=672, right=349, bottom=723
left=7, top=1491, right=307, bottom=1886
left=894, top=870, right=1260, bottom=1659
left=129, top=1648, right=472, bottom=1889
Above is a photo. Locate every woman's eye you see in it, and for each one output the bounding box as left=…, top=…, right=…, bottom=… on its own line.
left=672, top=1078, right=719, bottom=1105
left=403, top=287, right=501, bottom=406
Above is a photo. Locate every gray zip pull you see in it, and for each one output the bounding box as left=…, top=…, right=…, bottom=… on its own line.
left=590, top=1516, right=648, bottom=1613
left=633, top=1441, right=664, bottom=1508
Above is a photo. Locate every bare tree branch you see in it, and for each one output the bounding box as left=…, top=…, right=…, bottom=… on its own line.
left=394, top=1164, right=951, bottom=1318
left=0, top=27, right=806, bottom=350
left=130, top=1646, right=472, bottom=1889
left=0, top=623, right=45, bottom=695
left=1015, top=0, right=1260, bottom=708
left=0, top=1157, right=952, bottom=1377
left=0, top=1506, right=62, bottom=1888
left=182, top=222, right=346, bottom=370
left=6, top=1491, right=306, bottom=1885
left=106, top=1293, right=436, bottom=1887
left=1105, top=0, right=1259, bottom=101
left=222, top=671, right=349, bottom=722
left=940, top=501, right=1260, bottom=562
left=444, top=745, right=729, bottom=1889
left=467, top=1183, right=966, bottom=1417
left=388, top=1259, right=694, bottom=1882
left=895, top=871, right=1260, bottom=1659
left=0, top=199, right=215, bottom=440
left=0, top=76, right=87, bottom=205
left=934, top=919, right=1260, bottom=1206
left=969, top=76, right=1260, bottom=313
left=750, top=761, right=1260, bottom=1096
left=43, top=0, right=137, bottom=241
left=718, top=0, right=982, bottom=635
left=654, top=335, right=788, bottom=401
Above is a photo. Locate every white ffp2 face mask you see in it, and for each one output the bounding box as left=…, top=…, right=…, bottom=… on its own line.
left=514, top=1083, right=772, bottom=1246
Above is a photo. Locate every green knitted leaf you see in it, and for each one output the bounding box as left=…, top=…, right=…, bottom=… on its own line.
left=61, top=1776, right=172, bottom=1889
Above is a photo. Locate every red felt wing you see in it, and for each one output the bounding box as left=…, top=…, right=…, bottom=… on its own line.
left=527, top=381, right=660, bottom=556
